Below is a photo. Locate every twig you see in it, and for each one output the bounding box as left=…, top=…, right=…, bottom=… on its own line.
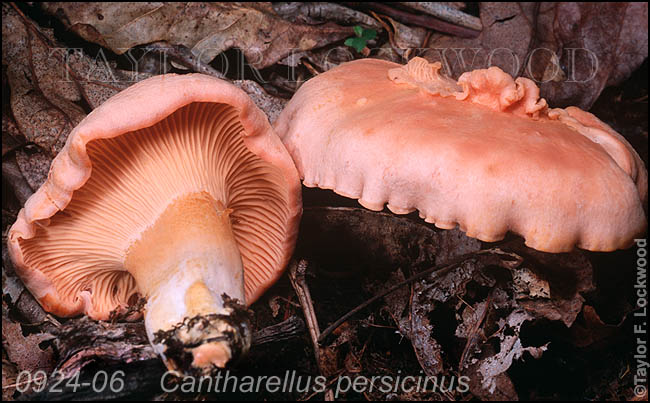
left=458, top=288, right=493, bottom=371
left=289, top=259, right=334, bottom=401
left=9, top=3, right=54, bottom=46
left=416, top=29, right=433, bottom=58
left=252, top=315, right=305, bottom=346
left=348, top=2, right=480, bottom=38
left=146, top=41, right=225, bottom=78
left=62, top=63, right=95, bottom=113
left=398, top=2, right=483, bottom=31
left=301, top=59, right=320, bottom=76
left=369, top=11, right=399, bottom=53
left=10, top=313, right=62, bottom=329
left=273, top=2, right=382, bottom=29
left=2, top=372, right=47, bottom=391
left=299, top=372, right=344, bottom=402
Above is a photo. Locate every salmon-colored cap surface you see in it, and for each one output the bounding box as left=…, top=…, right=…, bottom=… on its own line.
left=8, top=73, right=302, bottom=319
left=275, top=57, right=647, bottom=253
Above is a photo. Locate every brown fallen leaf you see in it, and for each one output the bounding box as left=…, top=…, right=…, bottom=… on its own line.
left=289, top=45, right=357, bottom=74
left=371, top=13, right=428, bottom=62
left=2, top=303, right=55, bottom=375
left=300, top=206, right=481, bottom=378
left=508, top=244, right=596, bottom=328
left=420, top=2, right=648, bottom=109
left=422, top=3, right=538, bottom=82
left=463, top=309, right=547, bottom=401
left=3, top=3, right=151, bottom=192
left=371, top=268, right=410, bottom=335
left=2, top=238, right=49, bottom=326
left=2, top=158, right=33, bottom=205
left=2, top=352, right=19, bottom=401
left=42, top=2, right=354, bottom=70
left=2, top=267, right=25, bottom=307
left=3, top=4, right=85, bottom=156
left=407, top=249, right=523, bottom=378
left=534, top=2, right=649, bottom=109
left=569, top=305, right=624, bottom=349
left=13, top=150, right=50, bottom=192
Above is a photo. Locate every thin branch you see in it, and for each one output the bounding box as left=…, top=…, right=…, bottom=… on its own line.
left=458, top=288, right=493, bottom=371
left=348, top=2, right=481, bottom=38
left=369, top=11, right=399, bottom=53
left=398, top=2, right=483, bottom=31
left=289, top=259, right=335, bottom=401
left=146, top=41, right=226, bottom=78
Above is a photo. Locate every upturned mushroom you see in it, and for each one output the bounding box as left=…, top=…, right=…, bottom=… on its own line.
left=274, top=57, right=647, bottom=252
left=7, top=74, right=302, bottom=375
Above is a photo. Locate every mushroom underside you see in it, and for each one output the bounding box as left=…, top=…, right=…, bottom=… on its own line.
left=18, top=101, right=292, bottom=320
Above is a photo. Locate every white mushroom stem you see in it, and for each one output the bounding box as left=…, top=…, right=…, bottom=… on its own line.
left=125, top=191, right=250, bottom=374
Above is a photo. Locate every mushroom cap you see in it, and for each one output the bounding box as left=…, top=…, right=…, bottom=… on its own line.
left=275, top=57, right=647, bottom=253
left=8, top=74, right=302, bottom=319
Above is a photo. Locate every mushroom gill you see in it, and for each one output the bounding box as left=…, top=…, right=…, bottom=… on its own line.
left=18, top=101, right=292, bottom=374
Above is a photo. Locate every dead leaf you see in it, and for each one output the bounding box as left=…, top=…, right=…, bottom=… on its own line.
left=2, top=241, right=49, bottom=326
left=4, top=4, right=144, bottom=150
left=279, top=45, right=357, bottom=75
left=2, top=269, right=25, bottom=306
left=2, top=352, right=19, bottom=401
left=420, top=2, right=648, bottom=109
left=268, top=296, right=282, bottom=318
left=569, top=305, right=623, bottom=348
left=509, top=244, right=595, bottom=327
left=3, top=4, right=84, bottom=155
left=512, top=267, right=550, bottom=299
left=3, top=3, right=151, bottom=199
left=2, top=303, right=55, bottom=374
left=422, top=3, right=537, bottom=80
left=534, top=2, right=649, bottom=109
left=407, top=250, right=522, bottom=377
left=468, top=309, right=547, bottom=400
left=42, top=2, right=354, bottom=69
left=2, top=159, right=33, bottom=206
left=458, top=286, right=528, bottom=401
left=371, top=269, right=410, bottom=334
left=14, top=150, right=49, bottom=192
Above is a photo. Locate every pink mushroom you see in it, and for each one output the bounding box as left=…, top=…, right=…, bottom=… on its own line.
left=7, top=74, right=302, bottom=375
left=275, top=57, right=647, bottom=252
